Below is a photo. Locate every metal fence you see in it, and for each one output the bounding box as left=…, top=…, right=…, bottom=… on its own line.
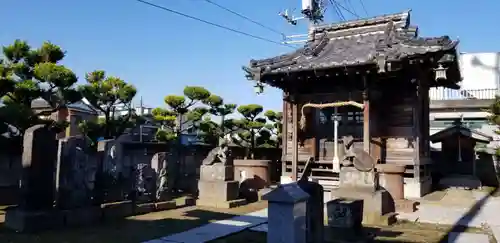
left=429, top=87, right=497, bottom=100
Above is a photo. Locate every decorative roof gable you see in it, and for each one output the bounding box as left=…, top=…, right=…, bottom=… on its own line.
left=243, top=10, right=459, bottom=83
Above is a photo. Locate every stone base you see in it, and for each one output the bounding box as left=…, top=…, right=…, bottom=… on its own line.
left=5, top=208, right=64, bottom=232
left=198, top=180, right=239, bottom=202
left=326, top=198, right=363, bottom=230
left=404, top=177, right=432, bottom=199
left=135, top=202, right=156, bottom=215
left=196, top=198, right=247, bottom=209
left=177, top=196, right=196, bottom=207
left=155, top=200, right=177, bottom=211
left=331, top=187, right=394, bottom=225
left=101, top=200, right=134, bottom=220
left=340, top=167, right=377, bottom=189
left=62, top=207, right=101, bottom=226
left=200, top=164, right=234, bottom=181
left=395, top=199, right=418, bottom=213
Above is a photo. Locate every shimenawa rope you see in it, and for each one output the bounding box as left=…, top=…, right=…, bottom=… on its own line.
left=299, top=101, right=365, bottom=130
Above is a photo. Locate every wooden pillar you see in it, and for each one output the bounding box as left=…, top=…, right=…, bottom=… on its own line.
left=362, top=76, right=370, bottom=153
left=282, top=94, right=288, bottom=161
left=413, top=79, right=422, bottom=180
left=292, top=101, right=299, bottom=181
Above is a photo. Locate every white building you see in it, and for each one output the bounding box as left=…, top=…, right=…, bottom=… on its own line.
left=429, top=52, right=500, bottom=149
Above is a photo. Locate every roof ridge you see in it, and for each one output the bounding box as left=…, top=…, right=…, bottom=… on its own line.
left=312, top=9, right=411, bottom=34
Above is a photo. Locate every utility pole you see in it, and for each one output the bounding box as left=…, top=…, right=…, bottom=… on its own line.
left=279, top=0, right=326, bottom=44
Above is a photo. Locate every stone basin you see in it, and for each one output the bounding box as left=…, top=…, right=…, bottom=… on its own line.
left=376, top=164, right=406, bottom=200
left=234, top=159, right=271, bottom=201
left=376, top=164, right=406, bottom=174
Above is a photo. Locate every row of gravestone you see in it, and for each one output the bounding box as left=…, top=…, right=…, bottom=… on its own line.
left=4, top=125, right=185, bottom=232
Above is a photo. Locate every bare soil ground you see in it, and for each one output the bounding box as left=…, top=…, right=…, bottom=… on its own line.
left=0, top=201, right=268, bottom=243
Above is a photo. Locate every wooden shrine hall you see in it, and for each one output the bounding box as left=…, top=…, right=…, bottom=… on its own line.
left=243, top=10, right=461, bottom=198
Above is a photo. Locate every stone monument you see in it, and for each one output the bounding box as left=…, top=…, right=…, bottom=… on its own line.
left=151, top=152, right=176, bottom=210
left=262, top=182, right=309, bottom=243
left=134, top=162, right=156, bottom=202
left=55, top=136, right=101, bottom=226
left=196, top=139, right=246, bottom=208
left=5, top=125, right=61, bottom=232
left=56, top=136, right=98, bottom=209
left=329, top=135, right=395, bottom=225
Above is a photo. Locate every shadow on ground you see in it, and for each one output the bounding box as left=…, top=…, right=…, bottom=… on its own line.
left=437, top=187, right=499, bottom=243
left=0, top=202, right=267, bottom=243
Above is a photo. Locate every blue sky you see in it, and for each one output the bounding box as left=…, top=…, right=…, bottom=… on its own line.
left=1, top=0, right=499, bottom=112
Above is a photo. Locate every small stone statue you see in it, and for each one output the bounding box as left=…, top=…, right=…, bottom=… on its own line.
left=202, top=136, right=232, bottom=166
left=156, top=159, right=169, bottom=200
left=341, top=135, right=375, bottom=172
left=341, top=135, right=356, bottom=167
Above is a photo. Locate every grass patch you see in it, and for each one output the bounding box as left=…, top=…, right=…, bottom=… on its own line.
left=0, top=201, right=268, bottom=243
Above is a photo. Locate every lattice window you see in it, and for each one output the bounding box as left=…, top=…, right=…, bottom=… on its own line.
left=346, top=111, right=363, bottom=124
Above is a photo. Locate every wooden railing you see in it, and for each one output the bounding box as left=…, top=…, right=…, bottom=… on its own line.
left=429, top=88, right=497, bottom=100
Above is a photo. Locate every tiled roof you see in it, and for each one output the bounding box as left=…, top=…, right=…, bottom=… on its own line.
left=30, top=98, right=98, bottom=114
left=243, top=10, right=459, bottom=82
left=430, top=124, right=493, bottom=143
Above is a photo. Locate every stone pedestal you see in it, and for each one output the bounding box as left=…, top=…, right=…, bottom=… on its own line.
left=326, top=198, right=363, bottom=231
left=197, top=164, right=246, bottom=208
left=339, top=167, right=377, bottom=190
left=332, top=167, right=396, bottom=225
left=376, top=164, right=405, bottom=200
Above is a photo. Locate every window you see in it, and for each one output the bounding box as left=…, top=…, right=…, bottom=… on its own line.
left=73, top=115, right=83, bottom=126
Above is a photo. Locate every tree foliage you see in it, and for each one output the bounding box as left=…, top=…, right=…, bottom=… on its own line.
left=153, top=86, right=211, bottom=142
left=197, top=94, right=237, bottom=145
left=78, top=70, right=137, bottom=140
left=0, top=40, right=81, bottom=142
left=232, top=104, right=267, bottom=158
left=259, top=110, right=283, bottom=148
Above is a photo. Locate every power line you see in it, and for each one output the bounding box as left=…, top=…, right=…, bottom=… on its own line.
left=358, top=0, right=369, bottom=16
left=135, top=0, right=294, bottom=48
left=330, top=0, right=360, bottom=19
left=343, top=0, right=359, bottom=18
left=202, top=0, right=286, bottom=38
left=329, top=0, right=346, bottom=21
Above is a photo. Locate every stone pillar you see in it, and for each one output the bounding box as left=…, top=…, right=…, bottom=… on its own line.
left=376, top=164, right=405, bottom=200
left=5, top=125, right=61, bottom=232
left=297, top=179, right=324, bottom=243
left=262, top=183, right=309, bottom=243
left=196, top=163, right=246, bottom=208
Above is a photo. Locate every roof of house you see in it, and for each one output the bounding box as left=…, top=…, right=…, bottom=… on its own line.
left=243, top=10, right=459, bottom=83
left=430, top=121, right=493, bottom=143
left=31, top=98, right=99, bottom=114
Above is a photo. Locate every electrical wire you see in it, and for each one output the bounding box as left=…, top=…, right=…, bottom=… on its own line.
left=202, top=0, right=286, bottom=38
left=343, top=0, right=359, bottom=18
left=358, top=0, right=369, bottom=16
left=328, top=0, right=346, bottom=21
left=330, top=0, right=360, bottom=19
left=135, top=0, right=294, bottom=48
